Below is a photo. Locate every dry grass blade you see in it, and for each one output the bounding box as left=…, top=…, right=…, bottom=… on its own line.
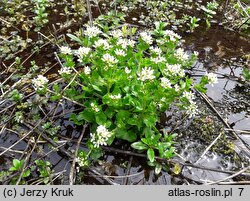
left=122, top=156, right=133, bottom=185
left=206, top=164, right=250, bottom=185
left=86, top=0, right=93, bottom=26
left=195, top=131, right=223, bottom=164
left=225, top=128, right=250, bottom=135
left=69, top=124, right=87, bottom=185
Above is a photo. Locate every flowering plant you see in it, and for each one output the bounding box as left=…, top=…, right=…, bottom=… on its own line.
left=52, top=21, right=216, bottom=173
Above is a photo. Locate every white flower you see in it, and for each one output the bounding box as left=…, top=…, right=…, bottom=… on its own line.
left=76, top=47, right=91, bottom=57
left=174, top=84, right=180, bottom=92
left=84, top=26, right=102, bottom=38
left=137, top=67, right=155, bottom=81
left=186, top=101, right=198, bottom=118
left=60, top=46, right=72, bottom=54
left=94, top=39, right=110, bottom=49
left=117, top=38, right=128, bottom=49
left=90, top=102, right=99, bottom=112
left=109, top=29, right=123, bottom=38
left=110, top=94, right=121, bottom=100
left=76, top=157, right=88, bottom=167
left=194, top=51, right=199, bottom=57
left=90, top=125, right=113, bottom=148
left=32, top=75, right=49, bottom=90
left=84, top=66, right=91, bottom=75
left=114, top=49, right=126, bottom=57
left=205, top=72, right=218, bottom=86
left=151, top=56, right=166, bottom=64
left=121, top=6, right=128, bottom=12
left=102, top=53, right=118, bottom=64
left=58, top=67, right=72, bottom=75
left=150, top=46, right=162, bottom=55
left=183, top=91, right=195, bottom=102
left=140, top=31, right=153, bottom=44
left=163, top=30, right=181, bottom=42
left=165, top=63, right=185, bottom=77
left=174, top=48, right=189, bottom=61
left=117, top=38, right=135, bottom=49
left=125, top=67, right=131, bottom=74
left=127, top=39, right=136, bottom=47
left=160, top=77, right=171, bottom=88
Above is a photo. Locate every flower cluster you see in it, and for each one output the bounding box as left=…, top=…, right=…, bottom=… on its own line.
left=109, top=29, right=123, bottom=38
left=163, top=30, right=181, bottom=42
left=205, top=72, right=218, bottom=86
left=160, top=77, right=171, bottom=88
left=84, top=66, right=91, bottom=75
left=102, top=53, right=118, bottom=64
left=150, top=46, right=162, bottom=55
left=56, top=22, right=211, bottom=168
left=140, top=31, right=153, bottom=44
left=174, top=48, right=189, bottom=61
left=90, top=125, right=113, bottom=148
left=185, top=102, right=198, bottom=118
left=165, top=63, right=185, bottom=77
left=114, top=49, right=126, bottom=57
left=58, top=67, right=72, bottom=75
left=60, top=46, right=72, bottom=55
left=32, top=75, right=49, bottom=90
left=76, top=46, right=91, bottom=58
left=94, top=39, right=110, bottom=50
left=84, top=26, right=102, bottom=38
left=117, top=38, right=136, bottom=49
left=151, top=56, right=166, bottom=64
left=90, top=102, right=100, bottom=112
left=76, top=157, right=88, bottom=167
left=124, top=67, right=131, bottom=74
left=110, top=94, right=122, bottom=100
left=137, top=67, right=155, bottom=81
left=182, top=91, right=195, bottom=102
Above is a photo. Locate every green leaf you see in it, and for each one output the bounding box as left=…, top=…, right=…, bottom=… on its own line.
left=50, top=95, right=61, bottom=101
left=155, top=163, right=162, bottom=175
left=144, top=127, right=153, bottom=140
left=115, top=128, right=137, bottom=142
left=90, top=148, right=103, bottom=160
left=143, top=115, right=157, bottom=127
left=23, top=170, right=30, bottom=178
left=116, top=110, right=130, bottom=125
left=9, top=167, right=17, bottom=171
left=147, top=148, right=155, bottom=163
left=92, top=84, right=102, bottom=92
left=105, top=107, right=115, bottom=118
left=43, top=177, right=50, bottom=184
left=141, top=138, right=150, bottom=146
left=95, top=111, right=107, bottom=125
left=66, top=33, right=83, bottom=44
left=243, top=67, right=250, bottom=81
left=131, top=141, right=148, bottom=151
left=77, top=109, right=95, bottom=122
left=194, top=84, right=207, bottom=93
left=13, top=159, right=20, bottom=168
left=52, top=83, right=60, bottom=92
left=70, top=113, right=82, bottom=125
